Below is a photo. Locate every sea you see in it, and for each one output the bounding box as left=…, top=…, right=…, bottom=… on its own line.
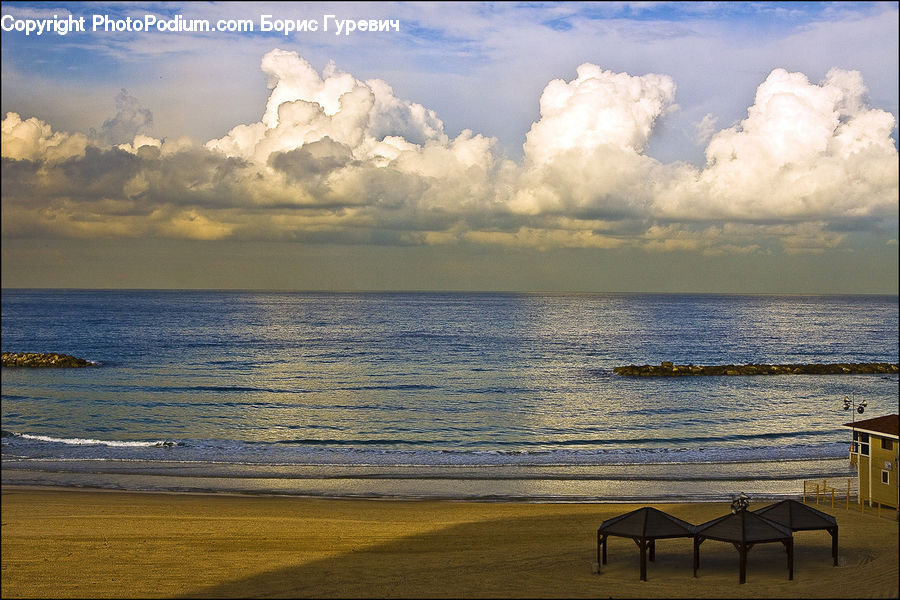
left=2, top=290, right=897, bottom=502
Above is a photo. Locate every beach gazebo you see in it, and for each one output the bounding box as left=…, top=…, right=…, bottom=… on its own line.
left=596, top=506, right=695, bottom=581
left=754, top=499, right=839, bottom=566
left=692, top=508, right=794, bottom=584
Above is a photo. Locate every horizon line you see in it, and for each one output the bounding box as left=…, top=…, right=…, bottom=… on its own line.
left=2, top=287, right=898, bottom=297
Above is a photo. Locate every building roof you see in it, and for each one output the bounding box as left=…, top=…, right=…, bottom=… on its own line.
left=597, top=506, right=694, bottom=539
left=841, top=414, right=899, bottom=438
left=693, top=509, right=793, bottom=543
left=753, top=499, right=837, bottom=531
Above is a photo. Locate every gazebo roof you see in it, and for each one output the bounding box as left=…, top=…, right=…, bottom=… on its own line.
left=693, top=509, right=792, bottom=543
left=753, top=499, right=837, bottom=531
left=597, top=506, right=694, bottom=539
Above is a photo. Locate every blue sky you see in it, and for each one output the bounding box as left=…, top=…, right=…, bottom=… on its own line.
left=1, top=1, right=898, bottom=292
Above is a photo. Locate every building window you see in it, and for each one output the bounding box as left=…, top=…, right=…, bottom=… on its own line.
left=882, top=470, right=890, bottom=485
left=853, top=431, right=870, bottom=456
left=882, top=438, right=894, bottom=451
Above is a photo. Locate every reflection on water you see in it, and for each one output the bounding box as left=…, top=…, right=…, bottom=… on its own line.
left=1, top=290, right=896, bottom=499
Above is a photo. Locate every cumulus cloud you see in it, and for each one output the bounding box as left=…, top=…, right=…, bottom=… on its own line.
left=510, top=64, right=678, bottom=218
left=523, top=64, right=677, bottom=163
left=694, top=113, right=718, bottom=145
left=1, top=51, right=896, bottom=255
left=669, top=68, right=898, bottom=222
left=1, top=112, right=88, bottom=162
left=206, top=49, right=449, bottom=164
left=97, top=89, right=154, bottom=146
left=203, top=48, right=501, bottom=229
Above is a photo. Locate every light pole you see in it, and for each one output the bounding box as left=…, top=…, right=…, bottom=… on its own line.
left=843, top=395, right=867, bottom=452
left=843, top=395, right=870, bottom=508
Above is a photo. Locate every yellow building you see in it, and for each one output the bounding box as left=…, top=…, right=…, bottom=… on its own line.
left=843, top=414, right=899, bottom=511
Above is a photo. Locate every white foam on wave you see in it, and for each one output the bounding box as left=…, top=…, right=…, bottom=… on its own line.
left=15, top=433, right=178, bottom=448
left=3, top=431, right=846, bottom=467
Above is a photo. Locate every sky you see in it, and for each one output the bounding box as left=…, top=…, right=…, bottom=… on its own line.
left=1, top=1, right=898, bottom=293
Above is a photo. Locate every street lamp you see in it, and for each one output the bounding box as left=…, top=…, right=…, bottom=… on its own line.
left=730, top=492, right=750, bottom=514
left=843, top=395, right=867, bottom=420
left=843, top=395, right=869, bottom=455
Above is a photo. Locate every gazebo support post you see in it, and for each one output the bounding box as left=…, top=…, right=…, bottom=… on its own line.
left=693, top=537, right=702, bottom=577
left=733, top=542, right=748, bottom=584
left=830, top=527, right=838, bottom=566
left=633, top=538, right=648, bottom=581
left=787, top=538, right=794, bottom=580
left=597, top=531, right=608, bottom=566
left=641, top=539, right=647, bottom=581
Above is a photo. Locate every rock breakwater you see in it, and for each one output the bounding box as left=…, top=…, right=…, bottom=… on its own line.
left=613, top=362, right=898, bottom=377
left=2, top=352, right=95, bottom=368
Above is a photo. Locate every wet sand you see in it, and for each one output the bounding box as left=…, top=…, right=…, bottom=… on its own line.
left=1, top=486, right=897, bottom=598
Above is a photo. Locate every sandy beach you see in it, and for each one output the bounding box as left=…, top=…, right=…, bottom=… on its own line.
left=1, top=486, right=897, bottom=599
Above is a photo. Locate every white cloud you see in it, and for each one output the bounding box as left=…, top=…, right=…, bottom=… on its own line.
left=523, top=63, right=677, bottom=164
left=1, top=112, right=88, bottom=162
left=204, top=49, right=500, bottom=218
left=656, top=67, right=898, bottom=222
left=2, top=53, right=897, bottom=255
left=117, top=134, right=162, bottom=154
left=510, top=64, right=677, bottom=216
left=695, top=113, right=718, bottom=145
left=206, top=49, right=449, bottom=166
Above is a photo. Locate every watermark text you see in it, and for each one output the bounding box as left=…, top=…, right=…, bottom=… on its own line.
left=1, top=13, right=401, bottom=36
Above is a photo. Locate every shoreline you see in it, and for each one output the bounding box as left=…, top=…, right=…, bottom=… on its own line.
left=2, top=485, right=897, bottom=599
left=1, top=456, right=858, bottom=503
left=0, top=481, right=804, bottom=504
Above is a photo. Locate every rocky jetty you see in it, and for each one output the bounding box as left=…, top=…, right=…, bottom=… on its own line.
left=613, top=361, right=898, bottom=377
left=1, top=352, right=95, bottom=368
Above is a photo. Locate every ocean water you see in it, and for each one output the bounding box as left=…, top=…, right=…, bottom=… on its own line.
left=2, top=290, right=897, bottom=501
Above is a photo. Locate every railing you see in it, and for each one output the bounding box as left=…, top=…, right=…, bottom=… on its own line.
left=802, top=478, right=852, bottom=509
left=802, top=477, right=897, bottom=518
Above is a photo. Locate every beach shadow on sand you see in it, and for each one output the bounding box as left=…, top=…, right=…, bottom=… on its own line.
left=181, top=510, right=852, bottom=599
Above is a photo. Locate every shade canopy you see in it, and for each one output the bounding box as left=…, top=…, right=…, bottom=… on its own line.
left=693, top=509, right=794, bottom=584
left=596, top=507, right=694, bottom=581
left=753, top=499, right=837, bottom=530
left=598, top=506, right=695, bottom=539
left=754, top=500, right=839, bottom=566
left=693, top=508, right=793, bottom=544
left=595, top=502, right=837, bottom=584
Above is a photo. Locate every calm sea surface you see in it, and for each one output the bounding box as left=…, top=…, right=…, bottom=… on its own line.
left=2, top=290, right=897, bottom=501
